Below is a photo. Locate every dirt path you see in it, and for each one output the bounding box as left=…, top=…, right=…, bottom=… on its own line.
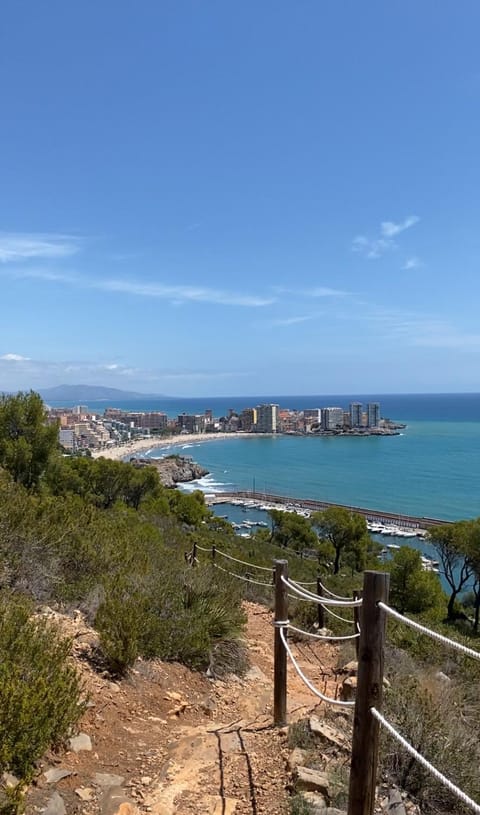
left=27, top=602, right=345, bottom=815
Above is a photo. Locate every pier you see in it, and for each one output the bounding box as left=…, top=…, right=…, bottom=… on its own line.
left=214, top=490, right=452, bottom=529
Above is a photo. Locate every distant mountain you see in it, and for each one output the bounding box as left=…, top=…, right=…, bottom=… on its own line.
left=39, top=384, right=166, bottom=403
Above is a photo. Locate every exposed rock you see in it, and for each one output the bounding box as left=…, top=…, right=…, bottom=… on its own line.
left=294, top=766, right=330, bottom=800
left=68, top=732, right=92, bottom=752
left=1, top=772, right=20, bottom=788
left=132, top=455, right=209, bottom=487
left=299, top=796, right=347, bottom=815
left=299, top=791, right=328, bottom=814
left=435, top=670, right=451, bottom=684
left=75, top=787, right=95, bottom=801
left=339, top=660, right=358, bottom=675
left=287, top=747, right=307, bottom=771
left=95, top=773, right=125, bottom=788
left=245, top=665, right=268, bottom=682
left=387, top=788, right=407, bottom=815
left=42, top=791, right=66, bottom=815
left=101, top=786, right=140, bottom=815
left=340, top=676, right=357, bottom=701
left=44, top=768, right=73, bottom=784
left=309, top=717, right=350, bottom=750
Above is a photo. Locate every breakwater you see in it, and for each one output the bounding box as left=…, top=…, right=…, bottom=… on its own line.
left=216, top=490, right=451, bottom=530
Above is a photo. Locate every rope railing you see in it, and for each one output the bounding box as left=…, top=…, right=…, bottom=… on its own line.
left=193, top=553, right=480, bottom=815
left=322, top=604, right=354, bottom=625
left=379, top=602, right=480, bottom=662
left=279, top=625, right=354, bottom=707
left=317, top=580, right=352, bottom=601
left=211, top=561, right=274, bottom=588
left=283, top=576, right=363, bottom=607
left=371, top=707, right=480, bottom=815
left=288, top=622, right=359, bottom=642
left=215, top=549, right=274, bottom=572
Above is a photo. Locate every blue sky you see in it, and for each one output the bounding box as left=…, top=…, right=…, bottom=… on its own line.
left=1, top=1, right=480, bottom=396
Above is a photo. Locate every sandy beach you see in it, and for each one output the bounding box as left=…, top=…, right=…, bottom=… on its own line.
left=91, top=432, right=257, bottom=461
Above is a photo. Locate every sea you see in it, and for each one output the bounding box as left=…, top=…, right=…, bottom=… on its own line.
left=51, top=392, right=480, bottom=521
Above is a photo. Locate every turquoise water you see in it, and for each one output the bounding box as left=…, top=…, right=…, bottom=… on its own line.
left=149, top=420, right=480, bottom=522
left=55, top=392, right=480, bottom=522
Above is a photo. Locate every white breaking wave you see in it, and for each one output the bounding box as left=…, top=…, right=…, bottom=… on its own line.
left=179, top=474, right=233, bottom=494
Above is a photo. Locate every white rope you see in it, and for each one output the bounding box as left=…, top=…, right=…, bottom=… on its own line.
left=288, top=623, right=359, bottom=642
left=216, top=549, right=273, bottom=572
left=212, top=562, right=274, bottom=588
left=288, top=592, right=315, bottom=603
left=379, top=602, right=480, bottom=662
left=283, top=577, right=363, bottom=607
left=318, top=581, right=352, bottom=601
left=195, top=544, right=212, bottom=552
left=323, top=604, right=354, bottom=625
left=279, top=626, right=354, bottom=707
left=371, top=707, right=480, bottom=815
left=292, top=580, right=319, bottom=587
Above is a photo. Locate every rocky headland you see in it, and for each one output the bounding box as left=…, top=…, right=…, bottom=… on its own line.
left=132, top=454, right=209, bottom=488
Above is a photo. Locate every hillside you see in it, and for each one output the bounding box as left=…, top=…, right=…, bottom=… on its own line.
left=38, top=384, right=166, bottom=402
left=24, top=602, right=345, bottom=815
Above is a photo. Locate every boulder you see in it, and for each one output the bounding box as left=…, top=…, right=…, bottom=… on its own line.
left=44, top=768, right=73, bottom=784
left=287, top=747, right=307, bottom=771
left=387, top=788, right=406, bottom=815
left=295, top=766, right=330, bottom=800
left=42, top=791, right=66, bottom=815
left=68, top=732, right=92, bottom=752
left=339, top=660, right=358, bottom=675
left=340, top=676, right=357, bottom=702
left=101, top=786, right=140, bottom=815
left=309, top=717, right=350, bottom=750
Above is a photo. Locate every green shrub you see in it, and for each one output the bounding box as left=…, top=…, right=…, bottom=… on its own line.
left=95, top=565, right=247, bottom=676
left=289, top=794, right=315, bottom=814
left=381, top=672, right=480, bottom=813
left=287, top=718, right=316, bottom=750
left=0, top=594, right=85, bottom=782
left=95, top=584, right=148, bottom=675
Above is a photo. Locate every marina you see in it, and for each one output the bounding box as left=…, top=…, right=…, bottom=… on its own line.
left=207, top=490, right=450, bottom=534
left=206, top=492, right=443, bottom=574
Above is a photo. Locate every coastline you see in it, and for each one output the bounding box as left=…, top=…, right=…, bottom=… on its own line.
left=91, top=431, right=258, bottom=461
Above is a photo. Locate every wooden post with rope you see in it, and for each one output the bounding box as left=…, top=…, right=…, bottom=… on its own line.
left=347, top=571, right=389, bottom=815
left=353, top=589, right=361, bottom=658
left=273, top=559, right=289, bottom=726
left=316, top=577, right=325, bottom=629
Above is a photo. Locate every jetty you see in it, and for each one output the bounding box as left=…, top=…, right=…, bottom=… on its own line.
left=212, top=490, right=452, bottom=530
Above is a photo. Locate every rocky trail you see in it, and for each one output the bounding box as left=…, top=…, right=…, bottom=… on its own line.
left=26, top=602, right=348, bottom=815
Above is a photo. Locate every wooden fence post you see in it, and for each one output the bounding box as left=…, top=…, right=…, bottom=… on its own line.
left=274, top=559, right=289, bottom=726
left=192, top=542, right=197, bottom=567
left=347, top=571, right=389, bottom=815
left=317, top=577, right=325, bottom=629
left=211, top=544, right=216, bottom=562
left=353, top=590, right=361, bottom=658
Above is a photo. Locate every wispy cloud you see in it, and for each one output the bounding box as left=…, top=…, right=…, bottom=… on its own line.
left=0, top=353, right=30, bottom=361
left=0, top=354, right=248, bottom=392
left=402, top=257, right=422, bottom=271
left=270, top=315, right=315, bottom=326
left=0, top=233, right=80, bottom=263
left=1, top=263, right=274, bottom=308
left=96, top=278, right=274, bottom=307
left=356, top=302, right=480, bottom=351
left=380, top=216, right=420, bottom=238
left=352, top=235, right=391, bottom=259
left=273, top=285, right=349, bottom=298
left=353, top=215, right=420, bottom=259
